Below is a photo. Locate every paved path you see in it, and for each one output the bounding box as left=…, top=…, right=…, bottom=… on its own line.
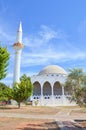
left=54, top=109, right=86, bottom=130
left=55, top=109, right=86, bottom=121
left=0, top=112, right=54, bottom=119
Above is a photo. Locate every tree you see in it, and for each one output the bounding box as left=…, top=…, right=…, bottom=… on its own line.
left=13, top=74, right=33, bottom=108
left=65, top=68, right=85, bottom=93
left=65, top=68, right=86, bottom=106
left=0, top=82, right=13, bottom=102
left=0, top=45, right=10, bottom=80
left=73, top=87, right=86, bottom=107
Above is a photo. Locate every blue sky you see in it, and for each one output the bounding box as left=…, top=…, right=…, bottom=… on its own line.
left=1, top=0, right=86, bottom=85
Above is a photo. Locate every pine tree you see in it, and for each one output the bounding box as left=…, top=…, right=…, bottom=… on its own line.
left=0, top=45, right=10, bottom=80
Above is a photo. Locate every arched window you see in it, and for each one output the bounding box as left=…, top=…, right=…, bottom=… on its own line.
left=53, top=82, right=62, bottom=95
left=43, top=81, right=51, bottom=95
left=33, top=81, right=41, bottom=95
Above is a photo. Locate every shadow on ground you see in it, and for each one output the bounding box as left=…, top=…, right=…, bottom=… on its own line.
left=57, top=121, right=86, bottom=130
left=16, top=121, right=58, bottom=130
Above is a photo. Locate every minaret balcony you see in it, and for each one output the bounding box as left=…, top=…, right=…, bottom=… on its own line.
left=13, top=42, right=24, bottom=50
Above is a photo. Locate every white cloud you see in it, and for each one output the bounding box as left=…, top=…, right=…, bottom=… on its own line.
left=21, top=49, right=86, bottom=67
left=39, top=25, right=59, bottom=40
left=23, top=25, right=66, bottom=50
left=21, top=25, right=86, bottom=67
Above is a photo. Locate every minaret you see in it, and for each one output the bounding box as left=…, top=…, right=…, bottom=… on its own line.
left=13, top=22, right=24, bottom=83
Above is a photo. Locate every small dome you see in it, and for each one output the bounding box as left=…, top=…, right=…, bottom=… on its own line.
left=38, top=65, right=67, bottom=75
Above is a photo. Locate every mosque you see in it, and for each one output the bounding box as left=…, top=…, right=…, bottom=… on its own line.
left=31, top=65, right=75, bottom=106
left=13, top=22, right=75, bottom=106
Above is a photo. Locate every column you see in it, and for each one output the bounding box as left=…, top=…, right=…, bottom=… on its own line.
left=62, top=86, right=66, bottom=105
left=51, top=83, right=54, bottom=105
left=62, top=86, right=65, bottom=96
left=40, top=83, right=43, bottom=105
left=41, top=83, right=43, bottom=96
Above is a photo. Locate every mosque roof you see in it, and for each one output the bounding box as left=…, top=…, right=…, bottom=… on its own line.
left=38, top=65, right=67, bottom=75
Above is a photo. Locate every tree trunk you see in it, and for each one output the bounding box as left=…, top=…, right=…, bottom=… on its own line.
left=18, top=102, right=20, bottom=109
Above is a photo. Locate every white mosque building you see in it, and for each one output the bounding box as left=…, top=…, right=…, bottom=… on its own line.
left=31, top=65, right=75, bottom=106
left=13, top=23, right=75, bottom=106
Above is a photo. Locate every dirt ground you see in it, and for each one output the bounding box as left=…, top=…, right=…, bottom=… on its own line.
left=71, top=109, right=86, bottom=116
left=0, top=117, right=58, bottom=130
left=74, top=120, right=86, bottom=128
left=0, top=105, right=86, bottom=129
left=0, top=106, right=59, bottom=130
left=70, top=109, right=86, bottom=128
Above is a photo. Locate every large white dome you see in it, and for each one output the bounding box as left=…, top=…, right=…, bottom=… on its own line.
left=38, top=65, right=67, bottom=75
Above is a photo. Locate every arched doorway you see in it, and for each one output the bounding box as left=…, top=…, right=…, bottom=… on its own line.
left=53, top=82, right=62, bottom=95
left=33, top=81, right=41, bottom=95
left=43, top=82, right=51, bottom=95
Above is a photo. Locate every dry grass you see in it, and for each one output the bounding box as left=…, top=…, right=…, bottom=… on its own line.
left=0, top=117, right=58, bottom=130
left=0, top=105, right=60, bottom=115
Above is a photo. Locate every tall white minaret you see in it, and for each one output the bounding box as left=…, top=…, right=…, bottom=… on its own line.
left=13, top=22, right=24, bottom=83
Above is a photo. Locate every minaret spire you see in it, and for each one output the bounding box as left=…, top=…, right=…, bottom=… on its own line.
left=16, top=21, right=22, bottom=43
left=18, top=21, right=22, bottom=32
